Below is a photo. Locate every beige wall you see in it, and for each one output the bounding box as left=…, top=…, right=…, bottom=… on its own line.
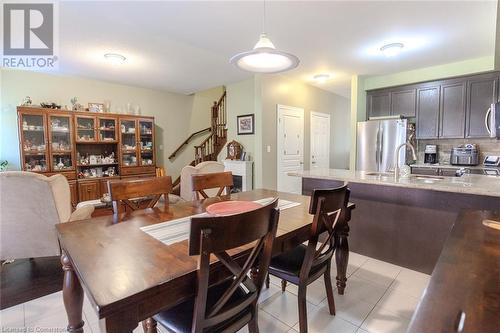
left=0, top=69, right=218, bottom=178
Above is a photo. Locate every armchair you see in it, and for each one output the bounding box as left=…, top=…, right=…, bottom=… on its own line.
left=0, top=171, right=94, bottom=260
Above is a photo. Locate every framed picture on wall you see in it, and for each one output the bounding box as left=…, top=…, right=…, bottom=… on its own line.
left=237, top=114, right=254, bottom=135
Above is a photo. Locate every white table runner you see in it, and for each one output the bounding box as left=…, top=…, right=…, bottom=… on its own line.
left=141, top=198, right=300, bottom=246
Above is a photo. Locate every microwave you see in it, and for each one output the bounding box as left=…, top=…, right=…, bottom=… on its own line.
left=486, top=102, right=500, bottom=139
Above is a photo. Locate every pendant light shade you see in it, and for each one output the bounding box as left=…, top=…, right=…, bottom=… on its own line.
left=230, top=33, right=299, bottom=74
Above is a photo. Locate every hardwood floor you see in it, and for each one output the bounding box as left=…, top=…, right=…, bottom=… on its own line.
left=0, top=257, right=62, bottom=310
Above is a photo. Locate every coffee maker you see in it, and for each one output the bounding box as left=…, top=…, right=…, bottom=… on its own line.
left=424, top=145, right=438, bottom=164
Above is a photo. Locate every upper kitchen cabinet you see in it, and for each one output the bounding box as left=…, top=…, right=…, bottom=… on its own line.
left=367, top=91, right=391, bottom=118
left=416, top=84, right=440, bottom=139
left=439, top=79, right=466, bottom=139
left=390, top=88, right=416, bottom=117
left=465, top=72, right=499, bottom=138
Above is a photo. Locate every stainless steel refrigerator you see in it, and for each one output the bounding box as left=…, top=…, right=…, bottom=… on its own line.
left=356, top=119, right=412, bottom=172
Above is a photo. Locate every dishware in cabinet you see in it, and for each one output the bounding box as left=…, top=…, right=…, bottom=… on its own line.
left=139, top=119, right=155, bottom=166
left=75, top=115, right=97, bottom=142
left=98, top=116, right=118, bottom=142
left=119, top=117, right=139, bottom=167
left=48, top=113, right=75, bottom=171
left=19, top=110, right=49, bottom=172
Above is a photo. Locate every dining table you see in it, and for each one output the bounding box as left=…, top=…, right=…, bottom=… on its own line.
left=56, top=189, right=355, bottom=333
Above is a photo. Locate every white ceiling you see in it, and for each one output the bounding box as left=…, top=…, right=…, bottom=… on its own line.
left=54, top=1, right=497, bottom=98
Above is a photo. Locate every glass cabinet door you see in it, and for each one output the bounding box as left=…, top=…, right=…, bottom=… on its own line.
left=20, top=113, right=48, bottom=172
left=76, top=116, right=96, bottom=142
left=48, top=114, right=74, bottom=171
left=139, top=120, right=154, bottom=166
left=98, top=117, right=117, bottom=142
left=120, top=119, right=138, bottom=166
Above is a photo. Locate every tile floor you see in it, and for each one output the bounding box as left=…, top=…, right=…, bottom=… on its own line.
left=0, top=252, right=430, bottom=333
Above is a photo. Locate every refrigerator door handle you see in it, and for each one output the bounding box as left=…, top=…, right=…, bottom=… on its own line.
left=375, top=128, right=380, bottom=170
left=379, top=127, right=384, bottom=171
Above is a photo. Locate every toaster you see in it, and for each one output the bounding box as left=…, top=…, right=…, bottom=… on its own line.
left=450, top=145, right=479, bottom=166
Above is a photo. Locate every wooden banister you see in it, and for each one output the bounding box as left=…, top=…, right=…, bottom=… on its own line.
left=168, top=127, right=211, bottom=160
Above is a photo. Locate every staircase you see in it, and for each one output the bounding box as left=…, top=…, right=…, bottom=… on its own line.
left=169, top=90, right=227, bottom=187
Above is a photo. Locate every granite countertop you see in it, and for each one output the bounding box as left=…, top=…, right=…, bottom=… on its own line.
left=411, top=163, right=500, bottom=170
left=290, top=168, right=500, bottom=198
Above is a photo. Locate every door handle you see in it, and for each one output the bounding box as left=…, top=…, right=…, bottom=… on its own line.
left=485, top=107, right=492, bottom=135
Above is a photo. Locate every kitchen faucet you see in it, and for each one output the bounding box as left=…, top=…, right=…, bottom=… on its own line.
left=394, top=142, right=417, bottom=180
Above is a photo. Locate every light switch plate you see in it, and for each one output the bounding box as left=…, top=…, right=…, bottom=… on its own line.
left=267, top=145, right=271, bottom=153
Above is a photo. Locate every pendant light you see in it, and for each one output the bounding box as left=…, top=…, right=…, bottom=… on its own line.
left=230, top=0, right=299, bottom=73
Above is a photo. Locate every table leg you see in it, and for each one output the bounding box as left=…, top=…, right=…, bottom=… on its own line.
left=61, top=253, right=84, bottom=333
left=335, top=223, right=350, bottom=295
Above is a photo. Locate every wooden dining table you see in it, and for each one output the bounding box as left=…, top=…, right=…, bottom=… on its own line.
left=56, top=189, right=355, bottom=333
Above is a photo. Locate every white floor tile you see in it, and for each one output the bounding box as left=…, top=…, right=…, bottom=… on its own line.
left=0, top=304, right=24, bottom=328
left=25, top=310, right=67, bottom=332
left=356, top=329, right=370, bottom=333
left=283, top=278, right=330, bottom=306
left=353, top=259, right=402, bottom=288
left=260, top=291, right=317, bottom=327
left=238, top=310, right=291, bottom=333
left=259, top=282, right=282, bottom=304
left=337, top=276, right=387, bottom=305
left=332, top=294, right=375, bottom=326
left=374, top=288, right=420, bottom=319
left=292, top=303, right=358, bottom=333
left=360, top=306, right=410, bottom=333
left=390, top=268, right=430, bottom=298
left=83, top=294, right=99, bottom=325
left=24, top=291, right=65, bottom=324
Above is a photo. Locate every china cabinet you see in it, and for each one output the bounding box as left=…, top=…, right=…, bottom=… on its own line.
left=17, top=107, right=156, bottom=204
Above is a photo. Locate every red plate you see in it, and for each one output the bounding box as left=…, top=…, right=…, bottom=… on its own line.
left=206, top=201, right=262, bottom=216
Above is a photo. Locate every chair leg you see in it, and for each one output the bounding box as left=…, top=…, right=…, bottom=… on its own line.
left=248, top=307, right=259, bottom=333
left=265, top=274, right=270, bottom=289
left=281, top=279, right=287, bottom=292
left=324, top=265, right=336, bottom=316
left=298, top=285, right=308, bottom=333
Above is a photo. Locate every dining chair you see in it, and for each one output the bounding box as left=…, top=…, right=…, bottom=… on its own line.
left=108, top=176, right=173, bottom=217
left=150, top=198, right=280, bottom=333
left=191, top=171, right=233, bottom=200
left=267, top=185, right=350, bottom=333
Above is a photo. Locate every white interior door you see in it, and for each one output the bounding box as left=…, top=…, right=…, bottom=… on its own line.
left=310, top=111, right=331, bottom=169
left=277, top=104, right=304, bottom=194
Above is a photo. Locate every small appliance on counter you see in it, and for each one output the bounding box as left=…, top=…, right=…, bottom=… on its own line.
left=424, top=145, right=438, bottom=164
left=450, top=144, right=479, bottom=166
left=484, top=155, right=500, bottom=167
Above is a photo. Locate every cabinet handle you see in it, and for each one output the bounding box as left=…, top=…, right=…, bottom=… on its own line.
left=485, top=107, right=492, bottom=135
left=455, top=310, right=466, bottom=332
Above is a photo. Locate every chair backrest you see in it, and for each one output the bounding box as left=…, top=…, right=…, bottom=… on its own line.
left=191, top=171, right=233, bottom=200
left=189, top=198, right=280, bottom=333
left=108, top=176, right=172, bottom=217
left=180, top=161, right=225, bottom=201
left=299, top=185, right=350, bottom=280
left=0, top=171, right=70, bottom=259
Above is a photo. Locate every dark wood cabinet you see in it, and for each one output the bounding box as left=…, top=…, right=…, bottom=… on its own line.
left=78, top=181, right=100, bottom=201
left=390, top=88, right=416, bottom=117
left=69, top=180, right=78, bottom=207
left=416, top=85, right=440, bottom=139
left=465, top=73, right=499, bottom=138
left=439, top=80, right=466, bottom=138
left=367, top=91, right=391, bottom=118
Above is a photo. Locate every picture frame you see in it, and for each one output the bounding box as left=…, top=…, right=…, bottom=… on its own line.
left=237, top=114, right=254, bottom=135
left=88, top=102, right=104, bottom=113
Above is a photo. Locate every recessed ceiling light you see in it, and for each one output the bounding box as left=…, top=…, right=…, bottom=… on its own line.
left=380, top=43, right=404, bottom=57
left=313, top=74, right=330, bottom=83
left=104, top=53, right=126, bottom=65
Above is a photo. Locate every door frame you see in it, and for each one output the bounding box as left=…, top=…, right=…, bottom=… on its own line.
left=276, top=104, right=304, bottom=193
left=309, top=111, right=331, bottom=169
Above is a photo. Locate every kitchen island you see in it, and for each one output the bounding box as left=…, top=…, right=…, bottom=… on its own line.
left=290, top=169, right=500, bottom=273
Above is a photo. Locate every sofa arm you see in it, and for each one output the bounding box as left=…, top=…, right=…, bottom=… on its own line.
left=68, top=205, right=95, bottom=222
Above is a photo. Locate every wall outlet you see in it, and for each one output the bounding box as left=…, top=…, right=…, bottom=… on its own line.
left=159, top=145, right=163, bottom=150
left=267, top=145, right=271, bottom=153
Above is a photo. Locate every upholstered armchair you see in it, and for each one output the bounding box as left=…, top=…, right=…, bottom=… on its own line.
left=0, top=171, right=94, bottom=260
left=179, top=161, right=225, bottom=201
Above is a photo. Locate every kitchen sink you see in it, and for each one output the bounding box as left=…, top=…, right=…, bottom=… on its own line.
left=366, top=172, right=394, bottom=177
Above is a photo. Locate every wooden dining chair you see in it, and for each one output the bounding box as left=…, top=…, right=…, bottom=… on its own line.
left=191, top=171, right=233, bottom=200
left=151, top=198, right=280, bottom=333
left=267, top=185, right=350, bottom=333
left=108, top=176, right=173, bottom=217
